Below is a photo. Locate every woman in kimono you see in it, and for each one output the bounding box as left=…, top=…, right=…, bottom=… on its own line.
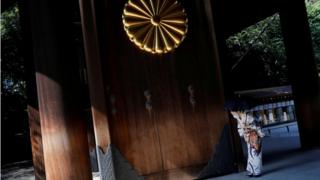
left=230, top=110, right=264, bottom=177
left=225, top=97, right=264, bottom=177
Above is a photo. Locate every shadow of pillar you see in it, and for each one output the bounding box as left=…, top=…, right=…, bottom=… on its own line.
left=97, top=145, right=145, bottom=180
left=197, top=125, right=235, bottom=179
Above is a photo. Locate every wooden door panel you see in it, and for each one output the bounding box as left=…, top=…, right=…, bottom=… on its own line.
left=95, top=0, right=229, bottom=175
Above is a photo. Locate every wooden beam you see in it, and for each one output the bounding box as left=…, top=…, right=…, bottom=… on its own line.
left=279, top=0, right=320, bottom=148
left=211, top=0, right=288, bottom=38
left=78, top=0, right=111, bottom=152
left=28, top=0, right=92, bottom=179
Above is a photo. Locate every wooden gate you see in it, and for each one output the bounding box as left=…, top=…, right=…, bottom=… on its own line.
left=93, top=0, right=229, bottom=176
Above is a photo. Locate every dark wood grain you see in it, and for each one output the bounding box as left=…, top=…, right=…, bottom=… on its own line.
left=27, top=107, right=46, bottom=179
left=29, top=0, right=92, bottom=179
left=79, top=0, right=111, bottom=153
left=91, top=0, right=230, bottom=175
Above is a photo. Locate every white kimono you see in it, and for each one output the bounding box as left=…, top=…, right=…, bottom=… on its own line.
left=231, top=111, right=265, bottom=176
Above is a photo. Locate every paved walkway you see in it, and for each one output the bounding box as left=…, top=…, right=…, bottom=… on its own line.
left=1, top=161, right=34, bottom=180
left=208, top=123, right=320, bottom=180
left=208, top=148, right=320, bottom=180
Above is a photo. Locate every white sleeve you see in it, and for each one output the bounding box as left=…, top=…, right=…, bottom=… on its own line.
left=230, top=111, right=245, bottom=137
left=237, top=122, right=245, bottom=137
left=256, top=126, right=265, bottom=138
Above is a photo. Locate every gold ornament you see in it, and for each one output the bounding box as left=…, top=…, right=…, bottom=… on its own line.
left=122, top=0, right=188, bottom=54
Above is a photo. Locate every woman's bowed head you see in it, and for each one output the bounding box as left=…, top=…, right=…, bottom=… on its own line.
left=224, top=94, right=258, bottom=112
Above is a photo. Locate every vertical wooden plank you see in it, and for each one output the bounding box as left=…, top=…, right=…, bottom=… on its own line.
left=78, top=0, right=111, bottom=152
left=93, top=0, right=165, bottom=175
left=151, top=0, right=230, bottom=171
left=150, top=58, right=190, bottom=170
left=27, top=107, right=46, bottom=179
left=29, top=0, right=92, bottom=179
left=279, top=0, right=320, bottom=148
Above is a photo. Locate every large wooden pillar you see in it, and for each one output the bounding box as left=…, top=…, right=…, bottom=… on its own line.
left=280, top=0, right=320, bottom=148
left=18, top=0, right=46, bottom=179
left=28, top=0, right=92, bottom=179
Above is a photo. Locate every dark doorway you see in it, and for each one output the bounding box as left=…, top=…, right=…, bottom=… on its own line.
left=224, top=13, right=302, bottom=171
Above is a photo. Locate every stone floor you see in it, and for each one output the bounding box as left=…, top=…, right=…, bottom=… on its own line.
left=0, top=164, right=100, bottom=180
left=207, top=148, right=320, bottom=180
left=207, top=123, right=320, bottom=180
left=1, top=161, right=35, bottom=180
left=2, top=123, right=320, bottom=180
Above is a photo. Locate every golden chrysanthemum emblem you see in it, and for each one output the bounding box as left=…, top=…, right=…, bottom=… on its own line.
left=122, top=0, right=188, bottom=54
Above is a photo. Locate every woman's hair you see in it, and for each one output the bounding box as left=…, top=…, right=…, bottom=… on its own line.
left=224, top=94, right=257, bottom=111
